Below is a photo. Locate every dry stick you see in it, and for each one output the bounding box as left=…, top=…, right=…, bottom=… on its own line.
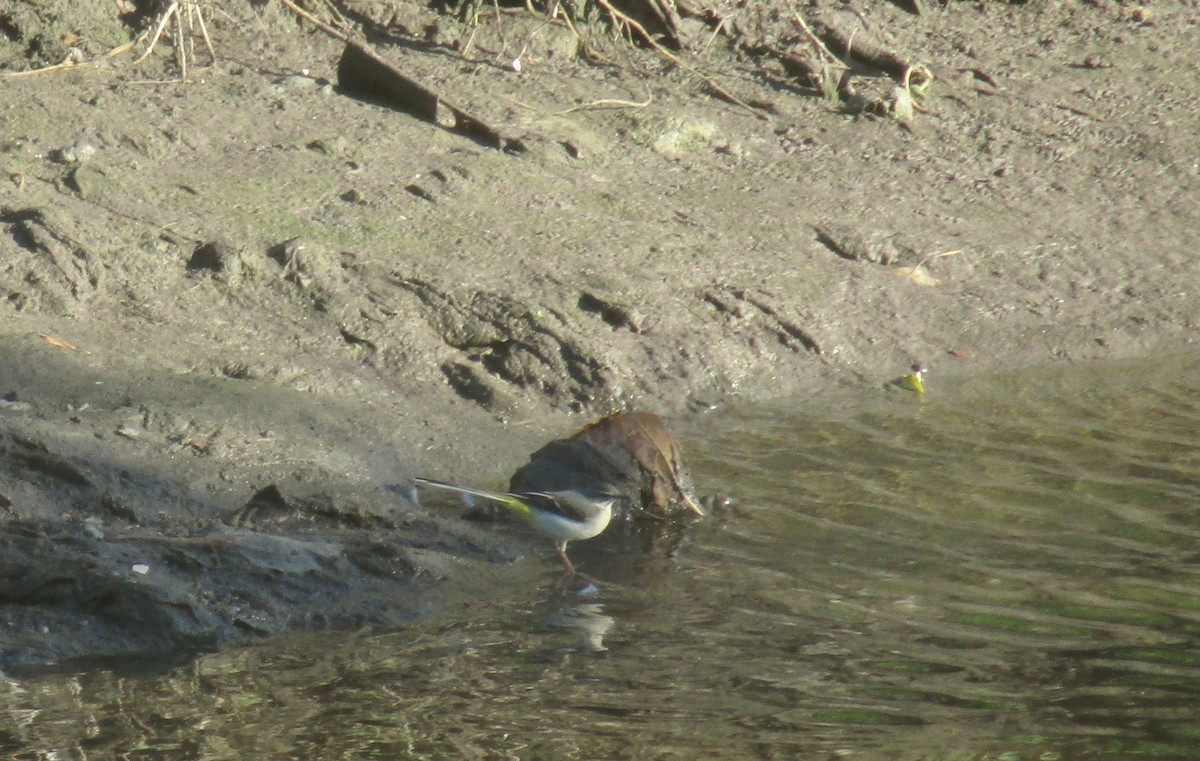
left=174, top=7, right=187, bottom=79
left=318, top=0, right=354, bottom=31
left=850, top=5, right=873, bottom=32
left=132, top=1, right=215, bottom=75
left=1056, top=102, right=1106, bottom=122
left=492, top=0, right=508, bottom=50
left=277, top=0, right=351, bottom=42
left=791, top=9, right=841, bottom=67
left=646, top=0, right=684, bottom=45
left=190, top=2, right=217, bottom=63
left=789, top=8, right=843, bottom=95
left=133, top=1, right=179, bottom=65
left=556, top=4, right=611, bottom=65
left=555, top=95, right=653, bottom=114
left=4, top=59, right=80, bottom=78
left=38, top=334, right=82, bottom=352
left=513, top=7, right=559, bottom=69
left=697, top=12, right=733, bottom=56
left=4, top=37, right=136, bottom=76
left=592, top=0, right=768, bottom=121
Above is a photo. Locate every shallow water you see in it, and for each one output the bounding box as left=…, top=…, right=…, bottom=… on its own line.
left=5, top=355, right=1200, bottom=759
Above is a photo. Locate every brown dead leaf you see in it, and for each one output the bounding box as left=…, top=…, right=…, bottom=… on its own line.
left=510, top=410, right=703, bottom=517
left=622, top=413, right=705, bottom=515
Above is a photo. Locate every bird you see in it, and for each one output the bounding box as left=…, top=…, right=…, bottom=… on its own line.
left=903, top=362, right=927, bottom=400
left=891, top=362, right=926, bottom=399
left=412, top=477, right=620, bottom=574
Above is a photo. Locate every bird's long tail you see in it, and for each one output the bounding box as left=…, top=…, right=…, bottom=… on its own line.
left=413, top=477, right=531, bottom=517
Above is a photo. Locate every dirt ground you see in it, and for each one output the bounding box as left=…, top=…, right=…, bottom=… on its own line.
left=1, top=0, right=1198, bottom=673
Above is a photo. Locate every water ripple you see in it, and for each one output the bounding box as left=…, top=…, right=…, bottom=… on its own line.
left=672, top=354, right=1200, bottom=756
left=6, top=356, right=1200, bottom=760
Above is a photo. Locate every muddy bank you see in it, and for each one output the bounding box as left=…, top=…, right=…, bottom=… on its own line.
left=1, top=0, right=1198, bottom=672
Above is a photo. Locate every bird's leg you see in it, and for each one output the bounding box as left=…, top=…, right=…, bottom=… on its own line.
left=556, top=542, right=577, bottom=574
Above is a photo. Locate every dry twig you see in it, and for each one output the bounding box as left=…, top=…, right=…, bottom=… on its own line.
left=555, top=95, right=653, bottom=114
left=276, top=0, right=352, bottom=42
left=592, top=0, right=768, bottom=120
left=2, top=41, right=135, bottom=78
left=133, top=1, right=217, bottom=79
left=38, top=334, right=82, bottom=352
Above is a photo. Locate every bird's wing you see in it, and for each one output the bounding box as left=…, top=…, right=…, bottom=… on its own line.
left=519, top=491, right=591, bottom=521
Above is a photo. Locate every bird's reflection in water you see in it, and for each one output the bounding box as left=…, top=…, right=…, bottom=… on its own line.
left=536, top=601, right=615, bottom=654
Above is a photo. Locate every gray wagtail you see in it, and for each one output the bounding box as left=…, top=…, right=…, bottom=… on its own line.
left=413, top=478, right=620, bottom=573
